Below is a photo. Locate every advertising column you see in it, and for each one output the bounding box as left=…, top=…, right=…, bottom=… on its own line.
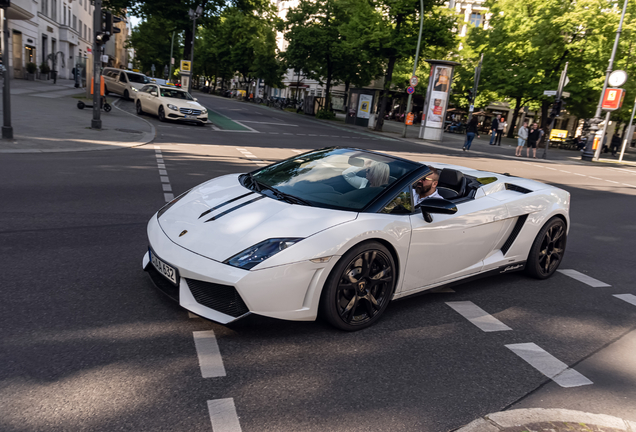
left=419, top=60, right=459, bottom=141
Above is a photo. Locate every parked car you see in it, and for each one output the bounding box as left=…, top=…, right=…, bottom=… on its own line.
left=102, top=68, right=151, bottom=100
left=143, top=147, right=570, bottom=331
left=133, top=84, right=208, bottom=125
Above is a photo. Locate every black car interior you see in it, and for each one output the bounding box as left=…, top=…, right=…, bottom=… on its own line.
left=430, top=168, right=482, bottom=203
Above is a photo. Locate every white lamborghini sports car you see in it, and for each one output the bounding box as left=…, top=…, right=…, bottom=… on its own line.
left=143, top=147, right=570, bottom=331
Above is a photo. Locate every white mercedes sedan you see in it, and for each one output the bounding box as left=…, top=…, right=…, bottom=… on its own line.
left=134, top=84, right=207, bottom=125
left=143, top=147, right=570, bottom=331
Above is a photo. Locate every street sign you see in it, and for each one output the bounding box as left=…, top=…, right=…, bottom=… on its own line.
left=407, top=86, right=415, bottom=94
left=602, top=88, right=625, bottom=111
left=128, top=62, right=133, bottom=69
left=609, top=70, right=628, bottom=87
left=410, top=76, right=419, bottom=86
left=171, top=58, right=175, bottom=65
left=101, top=55, right=108, bottom=63
left=543, top=90, right=557, bottom=96
left=180, top=60, right=191, bottom=73
left=469, top=104, right=474, bottom=112
left=562, top=92, right=571, bottom=98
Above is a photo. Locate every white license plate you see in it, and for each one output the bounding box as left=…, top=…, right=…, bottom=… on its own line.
left=150, top=249, right=178, bottom=285
left=184, top=115, right=194, bottom=119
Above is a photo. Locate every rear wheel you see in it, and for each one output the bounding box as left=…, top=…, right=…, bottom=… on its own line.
left=123, top=89, right=130, bottom=100
left=320, top=241, right=396, bottom=331
left=525, top=217, right=567, bottom=279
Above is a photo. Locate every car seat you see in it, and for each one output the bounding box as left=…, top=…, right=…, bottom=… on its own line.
left=436, top=168, right=467, bottom=200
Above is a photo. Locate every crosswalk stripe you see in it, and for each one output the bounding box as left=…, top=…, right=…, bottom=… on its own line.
left=193, top=330, right=226, bottom=378
left=557, top=269, right=611, bottom=287
left=446, top=301, right=512, bottom=332
left=506, top=343, right=593, bottom=388
left=613, top=294, right=636, bottom=307
left=207, top=398, right=242, bottom=432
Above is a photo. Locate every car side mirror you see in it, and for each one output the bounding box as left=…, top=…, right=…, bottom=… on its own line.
left=194, top=98, right=198, bottom=101
left=417, top=198, right=458, bottom=223
left=150, top=91, right=158, bottom=97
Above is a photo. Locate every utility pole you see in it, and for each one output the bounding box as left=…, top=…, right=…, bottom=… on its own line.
left=467, top=53, right=483, bottom=122
left=188, top=5, right=203, bottom=93
left=168, top=31, right=175, bottom=83
left=1, top=5, right=13, bottom=139
left=543, top=62, right=568, bottom=159
left=92, top=0, right=102, bottom=129
left=582, top=0, right=628, bottom=161
left=401, top=0, right=424, bottom=138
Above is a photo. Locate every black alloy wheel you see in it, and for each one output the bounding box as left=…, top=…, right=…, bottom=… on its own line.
left=526, top=217, right=567, bottom=279
left=158, top=105, right=166, bottom=122
left=136, top=100, right=144, bottom=115
left=123, top=89, right=130, bottom=101
left=321, top=241, right=396, bottom=331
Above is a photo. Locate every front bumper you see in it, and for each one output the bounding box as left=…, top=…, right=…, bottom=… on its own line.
left=143, top=215, right=333, bottom=324
left=166, top=112, right=207, bottom=123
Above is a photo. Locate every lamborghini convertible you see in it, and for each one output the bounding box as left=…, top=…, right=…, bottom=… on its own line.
left=143, top=147, right=570, bottom=331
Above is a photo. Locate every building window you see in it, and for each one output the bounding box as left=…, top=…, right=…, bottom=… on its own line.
left=63, top=5, right=66, bottom=25
left=470, top=13, right=482, bottom=27
left=73, top=15, right=77, bottom=31
left=52, top=0, right=57, bottom=21
left=84, top=24, right=87, bottom=40
left=41, top=0, right=48, bottom=15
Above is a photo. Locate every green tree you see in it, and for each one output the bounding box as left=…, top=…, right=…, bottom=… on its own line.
left=128, top=15, right=181, bottom=76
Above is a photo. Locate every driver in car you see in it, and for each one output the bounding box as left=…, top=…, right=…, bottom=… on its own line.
left=413, top=168, right=441, bottom=204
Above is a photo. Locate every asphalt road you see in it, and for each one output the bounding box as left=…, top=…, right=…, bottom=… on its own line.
left=1, top=94, right=636, bottom=432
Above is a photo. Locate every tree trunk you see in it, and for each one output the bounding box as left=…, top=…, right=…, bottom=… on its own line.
left=540, top=101, right=550, bottom=129
left=183, top=27, right=193, bottom=60
left=507, top=96, right=522, bottom=138
left=344, top=81, right=350, bottom=113
left=375, top=55, right=397, bottom=131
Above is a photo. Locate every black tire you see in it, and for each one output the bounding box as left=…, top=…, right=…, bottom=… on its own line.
left=123, top=89, right=130, bottom=101
left=136, top=100, right=144, bottom=115
left=525, top=217, right=567, bottom=279
left=103, top=103, right=112, bottom=112
left=77, top=101, right=85, bottom=109
left=320, top=241, right=396, bottom=331
left=158, top=105, right=166, bottom=122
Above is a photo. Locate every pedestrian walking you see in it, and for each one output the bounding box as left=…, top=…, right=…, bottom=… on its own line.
left=463, top=117, right=480, bottom=151
left=526, top=123, right=540, bottom=158
left=489, top=115, right=500, bottom=145
left=516, top=121, right=528, bottom=156
left=611, top=133, right=621, bottom=156
left=496, top=116, right=507, bottom=146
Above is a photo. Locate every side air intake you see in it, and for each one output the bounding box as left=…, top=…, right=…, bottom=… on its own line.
left=501, top=214, right=528, bottom=255
left=505, top=183, right=533, bottom=194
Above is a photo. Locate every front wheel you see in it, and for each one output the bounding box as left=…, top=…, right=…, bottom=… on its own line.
left=525, top=217, right=567, bottom=279
left=320, top=241, right=396, bottom=331
left=136, top=100, right=144, bottom=115
left=158, top=105, right=166, bottom=122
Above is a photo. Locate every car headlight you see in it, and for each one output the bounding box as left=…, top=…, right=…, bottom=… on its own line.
left=167, top=104, right=179, bottom=111
left=157, top=188, right=192, bottom=218
left=224, top=238, right=303, bottom=270
left=201, top=108, right=207, bottom=114
left=132, top=87, right=138, bottom=92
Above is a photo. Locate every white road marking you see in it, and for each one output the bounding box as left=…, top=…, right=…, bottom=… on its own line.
left=155, top=149, right=162, bottom=154
left=606, top=180, right=620, bottom=184
left=544, top=167, right=557, bottom=170
left=188, top=312, right=199, bottom=319
left=622, top=183, right=636, bottom=187
left=588, top=176, right=602, bottom=180
left=446, top=301, right=512, bottom=332
left=164, top=193, right=174, bottom=202
left=154, top=145, right=161, bottom=149
left=160, top=176, right=170, bottom=183
left=157, top=164, right=166, bottom=169
left=268, top=132, right=279, bottom=134
left=557, top=269, right=611, bottom=287
left=162, top=184, right=172, bottom=192
left=193, top=330, right=226, bottom=378
left=572, top=173, right=586, bottom=176
left=506, top=343, right=593, bottom=388
left=613, top=294, right=636, bottom=307
left=291, top=150, right=303, bottom=154
left=158, top=169, right=168, bottom=176
left=155, top=147, right=175, bottom=202
left=559, top=170, right=571, bottom=173
left=207, top=399, right=242, bottom=432
left=239, top=121, right=298, bottom=126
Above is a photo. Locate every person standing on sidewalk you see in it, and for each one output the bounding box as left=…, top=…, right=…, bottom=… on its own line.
left=611, top=133, right=621, bottom=156
left=496, top=116, right=508, bottom=146
left=516, top=121, right=528, bottom=156
left=489, top=115, right=500, bottom=145
left=463, top=117, right=479, bottom=151
left=526, top=123, right=540, bottom=158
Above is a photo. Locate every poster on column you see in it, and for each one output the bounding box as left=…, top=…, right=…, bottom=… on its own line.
left=357, top=94, right=373, bottom=119
left=425, top=65, right=451, bottom=128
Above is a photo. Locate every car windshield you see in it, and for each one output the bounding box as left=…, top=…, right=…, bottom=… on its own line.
left=160, top=88, right=194, bottom=100
left=126, top=73, right=148, bottom=84
left=248, top=148, right=420, bottom=211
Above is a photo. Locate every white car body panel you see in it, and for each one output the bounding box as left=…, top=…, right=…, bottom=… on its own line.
left=143, top=158, right=571, bottom=326
left=134, top=84, right=207, bottom=123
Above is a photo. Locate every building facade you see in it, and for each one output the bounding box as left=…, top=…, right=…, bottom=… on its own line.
left=1, top=0, right=127, bottom=82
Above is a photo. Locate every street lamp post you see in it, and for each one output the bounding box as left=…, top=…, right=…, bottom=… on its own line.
left=401, top=0, right=424, bottom=138
left=1, top=5, right=13, bottom=139
left=188, top=5, right=203, bottom=93
left=582, top=0, right=628, bottom=161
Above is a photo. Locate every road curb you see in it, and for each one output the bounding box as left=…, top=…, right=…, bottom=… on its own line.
left=455, top=409, right=636, bottom=431
left=0, top=98, right=156, bottom=154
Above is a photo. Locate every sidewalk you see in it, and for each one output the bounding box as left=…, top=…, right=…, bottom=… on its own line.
left=333, top=113, right=636, bottom=167
left=0, top=78, right=155, bottom=153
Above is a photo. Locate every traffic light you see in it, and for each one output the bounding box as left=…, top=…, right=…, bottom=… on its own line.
left=467, top=89, right=474, bottom=102
left=96, top=12, right=123, bottom=44
left=550, top=99, right=563, bottom=118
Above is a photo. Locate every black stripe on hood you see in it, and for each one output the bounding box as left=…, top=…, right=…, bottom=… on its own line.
left=205, top=196, right=265, bottom=222
left=198, top=192, right=255, bottom=219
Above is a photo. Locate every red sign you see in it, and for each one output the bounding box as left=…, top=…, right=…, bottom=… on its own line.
left=601, top=88, right=625, bottom=111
